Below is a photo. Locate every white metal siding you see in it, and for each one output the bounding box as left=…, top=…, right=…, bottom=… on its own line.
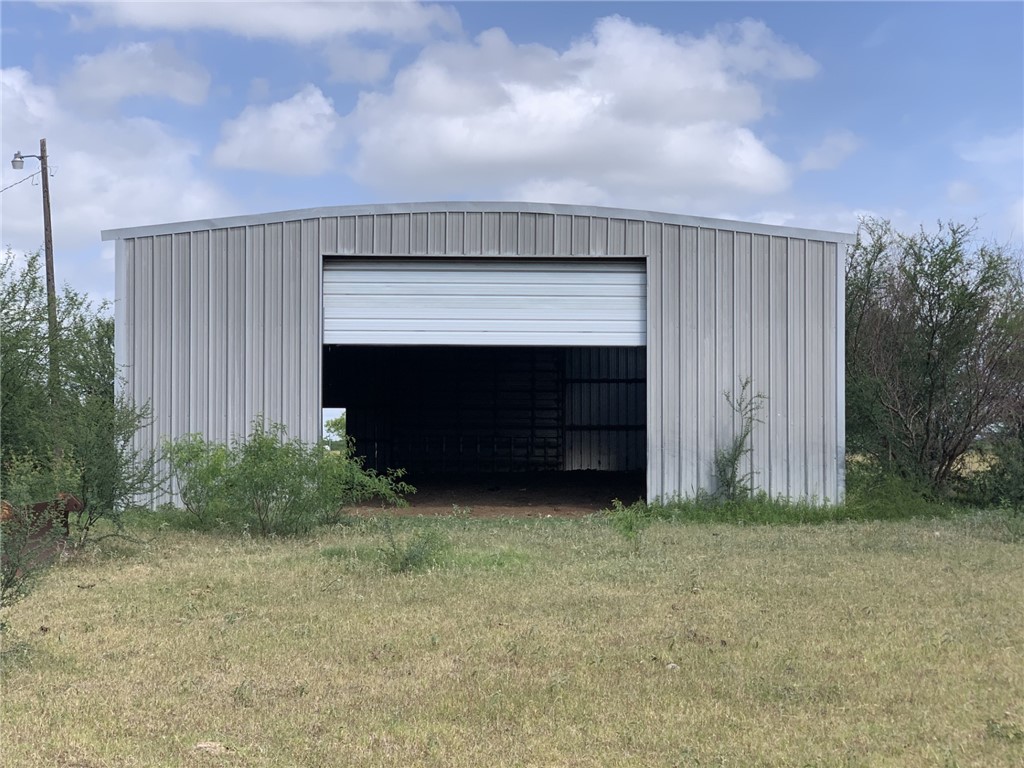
left=646, top=227, right=847, bottom=504
left=322, top=258, right=646, bottom=346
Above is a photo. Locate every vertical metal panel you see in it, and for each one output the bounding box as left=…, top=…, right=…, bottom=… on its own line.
left=678, top=227, right=698, bottom=494
left=768, top=236, right=789, bottom=497
left=714, top=231, right=735, bottom=483
left=245, top=225, right=265, bottom=424
left=428, top=212, right=446, bottom=254
left=609, top=218, right=626, bottom=255
left=114, top=239, right=131, bottom=400
left=537, top=214, right=555, bottom=255
left=750, top=234, right=771, bottom=494
left=300, top=219, right=321, bottom=442
left=733, top=232, right=752, bottom=482
left=626, top=220, right=644, bottom=256
left=170, top=233, right=190, bottom=452
left=119, top=238, right=137, bottom=466
left=152, top=235, right=173, bottom=469
left=592, top=217, right=608, bottom=255
left=659, top=225, right=681, bottom=496
left=189, top=231, right=210, bottom=436
left=411, top=212, right=428, bottom=255
left=696, top=229, right=717, bottom=491
left=226, top=227, right=246, bottom=443
left=646, top=238, right=663, bottom=500
left=338, top=216, right=356, bottom=254
left=554, top=215, right=572, bottom=256
left=483, top=212, right=500, bottom=254
left=573, top=216, right=591, bottom=255
left=373, top=214, right=392, bottom=255
left=282, top=221, right=302, bottom=431
left=464, top=212, right=482, bottom=255
left=519, top=212, right=537, bottom=255
left=319, top=217, right=338, bottom=254
left=805, top=240, right=825, bottom=500
left=824, top=241, right=841, bottom=502
left=499, top=212, right=518, bottom=253
left=447, top=212, right=465, bottom=254
left=356, top=215, right=373, bottom=253
left=391, top=213, right=410, bottom=255
left=787, top=238, right=807, bottom=499
left=644, top=222, right=661, bottom=264
left=208, top=229, right=228, bottom=443
left=132, top=237, right=153, bottom=502
left=264, top=222, right=284, bottom=425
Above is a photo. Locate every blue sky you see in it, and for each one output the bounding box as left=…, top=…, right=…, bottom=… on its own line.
left=1, top=1, right=1021, bottom=303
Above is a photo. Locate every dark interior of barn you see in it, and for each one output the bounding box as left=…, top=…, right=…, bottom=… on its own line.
left=322, top=345, right=646, bottom=508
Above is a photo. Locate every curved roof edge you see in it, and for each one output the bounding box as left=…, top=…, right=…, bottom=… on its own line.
left=101, top=200, right=856, bottom=244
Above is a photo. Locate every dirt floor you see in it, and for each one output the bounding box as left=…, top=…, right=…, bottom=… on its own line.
left=366, top=471, right=646, bottom=518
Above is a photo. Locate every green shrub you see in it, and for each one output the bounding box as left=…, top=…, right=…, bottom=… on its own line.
left=377, top=518, right=449, bottom=573
left=965, top=434, right=1024, bottom=512
left=603, top=498, right=655, bottom=555
left=844, top=461, right=951, bottom=521
left=647, top=462, right=957, bottom=526
left=712, top=378, right=766, bottom=501
left=164, top=420, right=414, bottom=536
left=164, top=435, right=231, bottom=524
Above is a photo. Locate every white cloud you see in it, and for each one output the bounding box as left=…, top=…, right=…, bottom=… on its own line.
left=1, top=67, right=235, bottom=301
left=751, top=210, right=798, bottom=227
left=213, top=85, right=342, bottom=175
left=64, top=0, right=460, bottom=43
left=248, top=77, right=272, bottom=102
left=800, top=130, right=861, bottom=171
left=1007, top=197, right=1024, bottom=244
left=946, top=180, right=979, bottom=205
left=326, top=45, right=392, bottom=84
left=958, top=131, right=1024, bottom=165
left=510, top=178, right=612, bottom=208
left=61, top=41, right=210, bottom=108
left=953, top=130, right=1024, bottom=247
left=347, top=16, right=817, bottom=211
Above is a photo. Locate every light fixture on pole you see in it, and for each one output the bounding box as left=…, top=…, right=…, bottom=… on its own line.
left=11, top=139, right=61, bottom=454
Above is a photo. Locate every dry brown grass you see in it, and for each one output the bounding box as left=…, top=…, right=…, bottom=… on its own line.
left=2, top=514, right=1022, bottom=767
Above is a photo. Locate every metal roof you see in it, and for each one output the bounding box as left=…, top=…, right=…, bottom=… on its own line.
left=101, top=201, right=855, bottom=245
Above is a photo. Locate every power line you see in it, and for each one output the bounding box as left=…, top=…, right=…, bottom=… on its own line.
left=0, top=170, right=43, bottom=194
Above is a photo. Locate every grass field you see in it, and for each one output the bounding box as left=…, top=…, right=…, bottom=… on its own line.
left=2, top=511, right=1023, bottom=767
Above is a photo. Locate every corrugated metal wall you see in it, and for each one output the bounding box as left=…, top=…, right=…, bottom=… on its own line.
left=564, top=347, right=645, bottom=471
left=108, top=202, right=847, bottom=505
left=645, top=226, right=844, bottom=503
left=113, top=223, right=322, bottom=503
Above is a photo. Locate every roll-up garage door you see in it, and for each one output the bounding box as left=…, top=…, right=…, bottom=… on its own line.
left=323, top=258, right=646, bottom=346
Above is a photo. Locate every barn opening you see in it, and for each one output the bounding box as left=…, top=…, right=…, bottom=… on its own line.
left=322, top=345, right=647, bottom=505
left=320, top=254, right=648, bottom=506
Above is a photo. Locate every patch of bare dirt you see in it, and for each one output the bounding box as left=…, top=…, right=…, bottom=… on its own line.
left=356, top=471, right=645, bottom=519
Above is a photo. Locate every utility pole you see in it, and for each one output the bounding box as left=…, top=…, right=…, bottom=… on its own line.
left=39, top=139, right=59, bottom=432
left=11, top=139, right=61, bottom=457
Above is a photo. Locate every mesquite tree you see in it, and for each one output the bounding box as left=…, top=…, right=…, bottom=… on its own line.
left=1, top=250, right=157, bottom=543
left=846, top=219, right=1024, bottom=493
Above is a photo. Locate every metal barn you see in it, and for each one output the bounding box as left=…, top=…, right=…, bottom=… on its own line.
left=104, top=202, right=851, bottom=504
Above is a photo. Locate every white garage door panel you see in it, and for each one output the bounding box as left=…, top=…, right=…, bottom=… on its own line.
left=323, top=258, right=646, bottom=346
